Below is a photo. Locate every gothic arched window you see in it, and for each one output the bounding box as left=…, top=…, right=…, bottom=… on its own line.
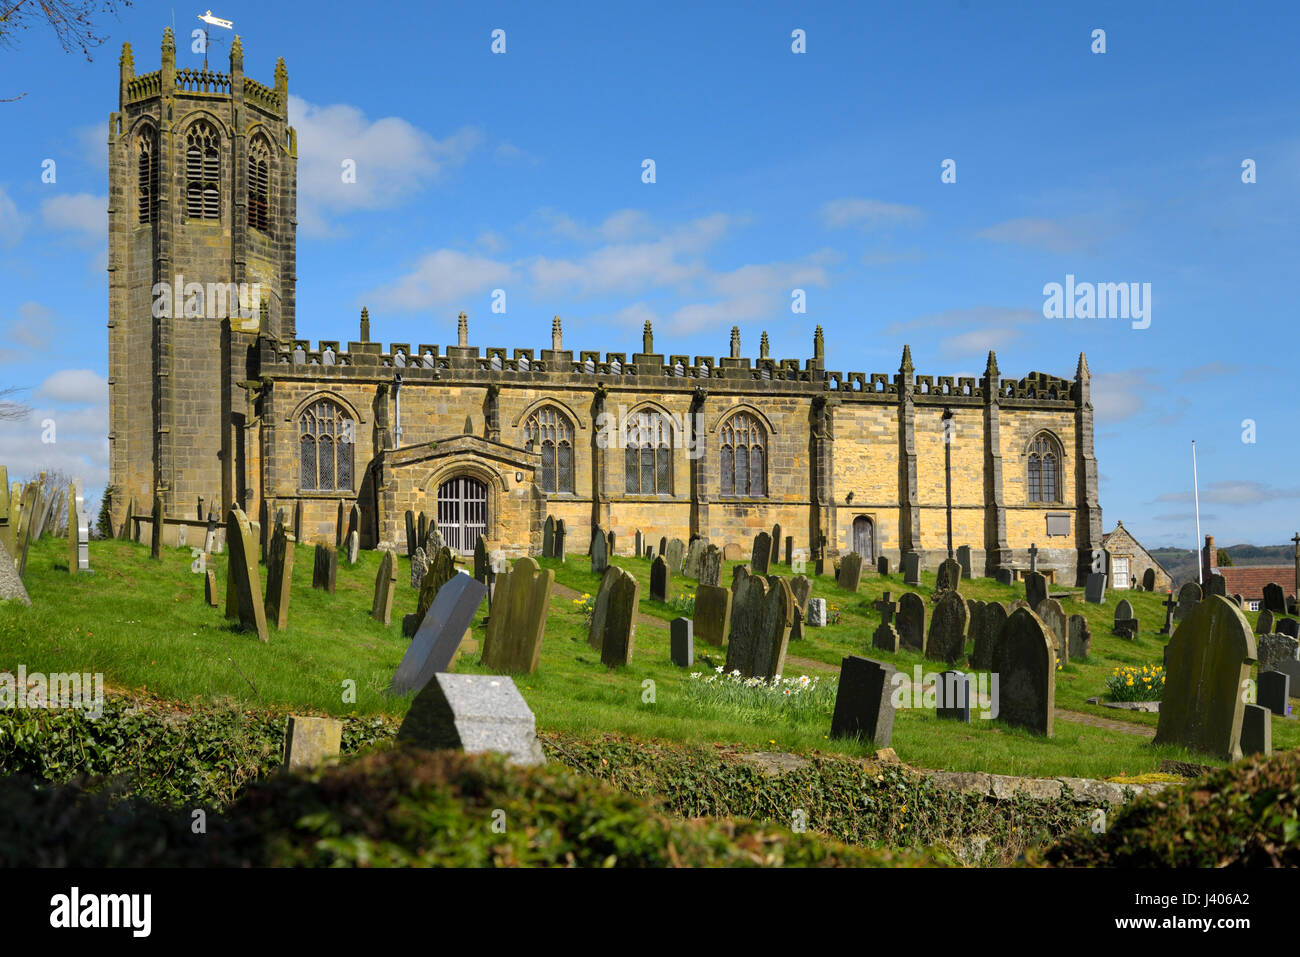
left=624, top=411, right=673, bottom=495
left=184, top=120, right=221, bottom=220
left=136, top=126, right=158, bottom=224
left=525, top=406, right=574, bottom=494
left=1027, top=432, right=1062, bottom=503
left=719, top=411, right=766, bottom=497
left=248, top=134, right=271, bottom=233
left=299, top=400, right=354, bottom=491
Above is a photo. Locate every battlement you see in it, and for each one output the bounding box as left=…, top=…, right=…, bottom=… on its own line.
left=118, top=29, right=287, bottom=117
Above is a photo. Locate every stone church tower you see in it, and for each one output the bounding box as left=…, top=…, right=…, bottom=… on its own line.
left=107, top=29, right=297, bottom=526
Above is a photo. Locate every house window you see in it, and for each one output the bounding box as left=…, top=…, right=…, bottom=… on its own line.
left=1028, top=432, right=1062, bottom=503
left=299, top=399, right=353, bottom=491
left=136, top=127, right=158, bottom=224
left=719, top=411, right=766, bottom=497
left=248, top=135, right=271, bottom=233
left=184, top=120, right=221, bottom=220
left=624, top=411, right=673, bottom=495
left=525, top=406, right=573, bottom=494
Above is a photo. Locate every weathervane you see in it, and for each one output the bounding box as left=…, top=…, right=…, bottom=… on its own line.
left=196, top=10, right=233, bottom=71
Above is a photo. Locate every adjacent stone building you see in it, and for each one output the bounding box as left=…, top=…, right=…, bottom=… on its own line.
left=105, top=30, right=1105, bottom=583
left=1101, top=521, right=1172, bottom=592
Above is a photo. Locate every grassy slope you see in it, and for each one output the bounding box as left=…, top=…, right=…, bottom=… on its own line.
left=3, top=537, right=1294, bottom=780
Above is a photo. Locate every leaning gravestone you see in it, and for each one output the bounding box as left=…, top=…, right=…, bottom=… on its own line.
left=1258, top=632, right=1300, bottom=674
left=1084, top=572, right=1107, bottom=604
left=554, top=520, right=567, bottom=560
left=902, top=553, right=921, bottom=587
left=1142, top=567, right=1156, bottom=591
left=724, top=574, right=794, bottom=680
left=224, top=506, right=269, bottom=642
left=670, top=618, right=693, bottom=668
left=371, top=548, right=397, bottom=625
left=312, top=544, right=338, bottom=593
left=926, top=591, right=968, bottom=665
left=1068, top=614, right=1092, bottom=660
left=1256, top=608, right=1275, bottom=635
left=397, top=673, right=545, bottom=767
left=405, top=510, right=418, bottom=558
left=699, top=544, right=722, bottom=587
left=1024, top=571, right=1047, bottom=612
left=872, top=592, right=900, bottom=653
left=481, top=557, right=554, bottom=674
left=264, top=523, right=295, bottom=631
left=588, top=565, right=640, bottom=667
left=839, top=551, right=863, bottom=592
left=204, top=567, right=219, bottom=607
left=411, top=546, right=428, bottom=589
left=693, top=584, right=732, bottom=647
left=830, top=656, right=897, bottom=746
left=897, top=592, right=926, bottom=654
left=992, top=607, right=1055, bottom=736
left=935, top=557, right=962, bottom=593
left=1035, top=598, right=1069, bottom=664
left=1174, top=581, right=1203, bottom=621
left=591, top=526, right=608, bottom=574
left=1155, top=596, right=1256, bottom=761
left=0, top=540, right=31, bottom=606
left=1263, top=582, right=1286, bottom=615
left=683, top=538, right=707, bottom=580
left=936, top=671, right=972, bottom=723
left=970, top=601, right=1007, bottom=670
left=751, top=532, right=771, bottom=575
left=391, top=572, right=489, bottom=694
left=650, top=555, right=669, bottom=602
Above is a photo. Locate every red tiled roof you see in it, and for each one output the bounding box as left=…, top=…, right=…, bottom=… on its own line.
left=1214, top=566, right=1295, bottom=601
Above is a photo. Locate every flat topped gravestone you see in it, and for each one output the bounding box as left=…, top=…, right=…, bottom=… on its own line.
left=1258, top=632, right=1300, bottom=674
left=481, top=557, right=554, bottom=674
left=670, top=617, right=693, bottom=668
left=897, top=591, right=926, bottom=654
left=806, top=596, right=826, bottom=627
left=1241, top=703, right=1272, bottom=757
left=1258, top=670, right=1289, bottom=717
left=970, top=601, right=1007, bottom=670
left=995, top=567, right=1013, bottom=586
left=992, top=607, right=1055, bottom=736
left=1084, top=572, right=1107, bottom=604
left=397, top=673, right=545, bottom=767
left=588, top=565, right=640, bottom=667
left=877, top=556, right=889, bottom=576
left=390, top=572, right=488, bottom=696
left=282, top=716, right=342, bottom=771
left=936, top=670, right=971, bottom=723
left=224, top=506, right=269, bottom=642
left=839, top=551, right=864, bottom=592
left=1263, top=582, right=1287, bottom=615
left=1204, top=573, right=1227, bottom=598
left=312, top=544, right=338, bottom=593
left=926, top=591, right=968, bottom=664
left=902, top=552, right=921, bottom=587
left=591, top=525, right=608, bottom=574
left=1155, top=596, right=1257, bottom=761
left=955, top=545, right=972, bottom=581
left=830, top=656, right=897, bottom=747
left=693, top=583, right=732, bottom=647
left=750, top=532, right=771, bottom=575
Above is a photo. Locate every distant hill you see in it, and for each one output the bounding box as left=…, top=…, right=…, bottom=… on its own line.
left=1149, top=544, right=1294, bottom=588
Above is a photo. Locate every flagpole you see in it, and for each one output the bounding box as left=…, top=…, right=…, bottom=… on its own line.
left=1192, top=440, right=1203, bottom=585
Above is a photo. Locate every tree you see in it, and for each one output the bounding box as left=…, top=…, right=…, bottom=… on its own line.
left=0, top=0, right=132, bottom=101
left=1217, top=548, right=1233, bottom=567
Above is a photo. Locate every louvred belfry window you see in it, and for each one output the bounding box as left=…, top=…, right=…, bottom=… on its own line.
left=184, top=120, right=221, bottom=220
left=136, top=127, right=158, bottom=224
left=525, top=406, right=574, bottom=494
left=248, top=135, right=271, bottom=233
left=299, top=400, right=354, bottom=491
left=719, top=412, right=766, bottom=497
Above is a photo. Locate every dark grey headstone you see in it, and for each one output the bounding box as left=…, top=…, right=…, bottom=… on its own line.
left=936, top=670, right=971, bottom=723
left=591, top=525, right=608, bottom=574
left=926, top=590, right=968, bottom=665
left=1068, top=614, right=1092, bottom=660
left=751, top=532, right=771, bottom=575
left=650, top=556, right=669, bottom=602
left=901, top=552, right=921, bottom=586
left=970, top=601, right=1007, bottom=670
left=955, top=546, right=972, bottom=581
left=877, top=556, right=889, bottom=576
left=1279, top=618, right=1300, bottom=640
left=992, top=607, right=1055, bottom=736
left=397, top=673, right=545, bottom=766
left=1175, top=581, right=1203, bottom=621
left=1258, top=670, right=1289, bottom=716
left=897, top=592, right=926, bottom=653
left=935, top=558, right=962, bottom=593
left=1241, top=703, right=1272, bottom=757
left=1205, top=573, right=1227, bottom=598
left=830, top=656, right=897, bottom=747
left=996, top=568, right=1013, bottom=586
left=1084, top=572, right=1107, bottom=604
left=542, top=516, right=555, bottom=558
left=588, top=565, right=640, bottom=667
left=839, top=551, right=863, bottom=592
left=390, top=572, right=488, bottom=695
left=1024, top=571, right=1047, bottom=611
left=670, top=617, right=694, bottom=668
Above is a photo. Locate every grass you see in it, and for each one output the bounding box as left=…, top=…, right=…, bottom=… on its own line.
left=2, top=536, right=1293, bottom=781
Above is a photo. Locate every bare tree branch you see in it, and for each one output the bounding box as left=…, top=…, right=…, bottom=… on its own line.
left=0, top=1, right=132, bottom=61
left=0, top=386, right=31, bottom=422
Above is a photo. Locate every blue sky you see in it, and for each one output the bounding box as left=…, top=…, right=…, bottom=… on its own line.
left=1, top=0, right=1297, bottom=548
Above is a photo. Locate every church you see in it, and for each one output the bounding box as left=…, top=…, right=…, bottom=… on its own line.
left=105, top=29, right=1104, bottom=584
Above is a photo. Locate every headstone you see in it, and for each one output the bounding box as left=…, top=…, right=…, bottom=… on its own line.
left=0, top=539, right=31, bottom=606
left=282, top=716, right=343, bottom=771
left=877, top=556, right=889, bottom=576
left=1258, top=632, right=1300, bottom=674
left=1084, top=572, right=1107, bottom=604
left=897, top=592, right=926, bottom=653
left=1258, top=670, right=1289, bottom=717
left=588, top=565, right=640, bottom=667
left=1035, top=598, right=1068, bottom=663
left=955, top=545, right=972, bottom=581
left=481, top=557, right=555, bottom=674
left=659, top=536, right=668, bottom=558
left=67, top=482, right=90, bottom=574
left=699, top=544, right=722, bottom=587
left=370, top=548, right=398, bottom=625
left=789, top=575, right=812, bottom=613
left=1241, top=703, right=1272, bottom=757
left=1112, top=598, right=1139, bottom=639
left=935, top=557, right=962, bottom=593
left=902, top=553, right=921, bottom=586
left=650, top=556, right=669, bottom=602
left=724, top=574, right=794, bottom=680
left=1256, top=608, right=1275, bottom=635
left=1154, top=596, right=1257, bottom=761
left=224, top=506, right=269, bottom=642
left=634, top=530, right=643, bottom=558
left=830, top=656, right=897, bottom=746
left=1160, top=592, right=1177, bottom=634
left=784, top=536, right=793, bottom=567
left=926, top=591, right=968, bottom=664
left=806, top=597, right=827, bottom=627
left=397, top=673, right=545, bottom=767
left=1279, top=618, right=1300, bottom=640
left=1263, top=582, right=1286, bottom=614
left=1027, top=543, right=1039, bottom=573
left=1174, top=581, right=1203, bottom=622
left=264, top=523, right=295, bottom=630
left=683, top=538, right=707, bottom=580
left=839, top=551, right=863, bottom=592
left=411, top=546, right=428, bottom=589
left=872, top=592, right=900, bottom=653
left=769, top=524, right=782, bottom=568
left=258, top=499, right=270, bottom=563
left=336, top=500, right=346, bottom=548
left=1142, top=567, right=1156, bottom=591
left=1067, top=614, right=1092, bottom=660
left=1024, top=571, right=1047, bottom=611
left=670, top=618, right=694, bottom=667
left=391, top=572, right=489, bottom=694
left=1231, top=593, right=1243, bottom=608
left=542, top=516, right=555, bottom=558
left=970, top=601, right=1007, bottom=670
left=991, top=607, right=1056, bottom=736
left=473, top=535, right=489, bottom=583
left=204, top=566, right=218, bottom=607
left=554, top=519, right=566, bottom=560
left=936, top=670, right=972, bottom=723
left=591, top=525, right=608, bottom=574
left=403, top=511, right=416, bottom=556
left=346, top=529, right=359, bottom=565
left=1204, top=573, right=1227, bottom=598
left=312, top=544, right=338, bottom=593
left=693, top=584, right=732, bottom=647
left=150, top=496, right=163, bottom=560
left=417, top=547, right=457, bottom=622
left=723, top=543, right=741, bottom=561
left=995, top=568, right=1013, bottom=586
left=751, top=532, right=771, bottom=575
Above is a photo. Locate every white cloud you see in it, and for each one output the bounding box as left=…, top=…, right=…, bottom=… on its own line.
left=976, top=215, right=1112, bottom=254
left=1154, top=480, right=1300, bottom=506
left=73, top=120, right=108, bottom=170
left=41, top=192, right=105, bottom=241
left=288, top=94, right=482, bottom=237
left=885, top=306, right=1039, bottom=361
left=5, top=302, right=58, bottom=351
left=1091, top=369, right=1157, bottom=424
left=820, top=197, right=924, bottom=230
left=0, top=185, right=29, bottom=247
left=494, top=142, right=541, bottom=166
left=36, top=369, right=108, bottom=405
left=366, top=249, right=513, bottom=311
left=0, top=384, right=109, bottom=492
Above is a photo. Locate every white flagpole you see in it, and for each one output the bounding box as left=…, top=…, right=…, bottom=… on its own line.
left=1192, top=440, right=1203, bottom=585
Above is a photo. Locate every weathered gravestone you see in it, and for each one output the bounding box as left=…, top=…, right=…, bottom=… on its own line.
left=970, top=601, right=1007, bottom=670
left=1142, top=567, right=1156, bottom=591
left=391, top=573, right=489, bottom=695
left=1174, top=581, right=1202, bottom=622
left=872, top=592, right=900, bottom=653
left=830, top=656, right=897, bottom=746
left=1258, top=670, right=1289, bottom=717
left=936, top=670, right=972, bottom=723
left=553, top=519, right=566, bottom=560
left=335, top=501, right=347, bottom=548
left=1256, top=608, right=1275, bottom=635
left=1241, top=703, right=1272, bottom=757
left=542, top=516, right=555, bottom=557
left=634, top=530, right=643, bottom=558
left=991, top=607, right=1055, bottom=736
left=397, top=673, right=545, bottom=766
left=473, top=535, right=489, bottom=583
left=955, top=545, right=972, bottom=582
left=1263, top=582, right=1287, bottom=615
left=897, top=592, right=926, bottom=654
left=312, top=544, right=338, bottom=593
left=1084, top=572, right=1107, bottom=604
left=591, top=525, right=608, bottom=574
left=1067, top=614, right=1092, bottom=660
left=481, top=557, right=554, bottom=674
left=1204, top=573, right=1227, bottom=598
left=670, top=618, right=693, bottom=668
left=204, top=566, right=219, bottom=607
left=806, top=597, right=827, bottom=627
left=588, top=565, right=640, bottom=667
left=995, top=568, right=1013, bottom=586
left=935, top=557, right=962, bottom=593
left=1036, top=598, right=1068, bottom=663
left=650, top=555, right=669, bottom=602
left=839, top=551, right=864, bottom=592
left=405, top=510, right=418, bottom=558
left=789, top=575, right=812, bottom=614
left=750, top=533, right=771, bottom=575
left=1154, top=596, right=1256, bottom=761
left=606, top=529, right=616, bottom=558
left=699, top=544, right=722, bottom=587
left=784, top=536, right=793, bottom=567
left=902, top=552, right=921, bottom=587
left=346, top=529, right=359, bottom=565
left=724, top=574, right=794, bottom=680
left=370, top=548, right=398, bottom=625
left=282, top=716, right=343, bottom=771
left=264, top=523, right=295, bottom=631
left=693, top=584, right=732, bottom=647
left=683, top=538, right=707, bottom=580
left=1024, top=571, right=1047, bottom=612
left=659, top=536, right=668, bottom=559
left=1258, top=632, right=1300, bottom=674
left=764, top=524, right=779, bottom=569
left=1112, top=598, right=1138, bottom=639
left=0, top=539, right=31, bottom=606
left=224, top=506, right=269, bottom=642
left=411, top=546, right=428, bottom=589
left=1281, top=618, right=1300, bottom=640
left=67, top=482, right=90, bottom=575
left=723, top=542, right=741, bottom=561
left=926, top=591, right=968, bottom=664
left=150, top=496, right=163, bottom=560
left=417, top=547, right=457, bottom=622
